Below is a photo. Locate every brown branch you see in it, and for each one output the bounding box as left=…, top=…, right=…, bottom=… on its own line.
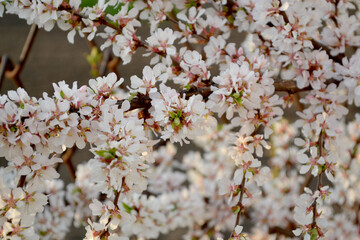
left=17, top=175, right=26, bottom=188
left=229, top=172, right=246, bottom=239
left=311, top=131, right=324, bottom=230
left=0, top=55, right=10, bottom=90
left=298, top=172, right=312, bottom=194
left=354, top=202, right=359, bottom=226
left=107, top=56, right=121, bottom=81
left=345, top=137, right=360, bottom=170
left=311, top=40, right=344, bottom=64
left=330, top=0, right=339, bottom=29
left=58, top=6, right=123, bottom=33
left=119, top=86, right=213, bottom=111
left=6, top=24, right=38, bottom=82
left=83, top=32, right=97, bottom=49
left=274, top=79, right=338, bottom=93
left=18, top=24, right=38, bottom=74
left=164, top=13, right=209, bottom=41
left=113, top=177, right=125, bottom=209
left=62, top=146, right=77, bottom=181
left=293, top=93, right=304, bottom=112
left=99, top=177, right=125, bottom=239
left=273, top=80, right=308, bottom=93
left=119, top=78, right=337, bottom=114
left=268, top=226, right=294, bottom=237
left=1, top=24, right=38, bottom=90
left=234, top=173, right=246, bottom=226
left=99, top=48, right=112, bottom=76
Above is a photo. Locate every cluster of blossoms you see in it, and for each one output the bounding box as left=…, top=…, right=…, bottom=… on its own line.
left=1, top=0, right=360, bottom=239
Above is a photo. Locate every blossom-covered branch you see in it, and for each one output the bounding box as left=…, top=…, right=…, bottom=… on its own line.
left=1, top=0, right=360, bottom=240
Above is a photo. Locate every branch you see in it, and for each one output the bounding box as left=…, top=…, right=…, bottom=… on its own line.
left=18, top=24, right=39, bottom=74
left=120, top=87, right=213, bottom=111
left=0, top=55, right=10, bottom=90
left=234, top=173, right=246, bottom=226
left=298, top=172, right=312, bottom=194
left=119, top=78, right=338, bottom=114
left=99, top=48, right=112, bottom=76
left=6, top=24, right=38, bottom=82
left=229, top=172, right=246, bottom=239
left=59, top=5, right=122, bottom=33
left=113, top=177, right=125, bottom=209
left=268, top=226, right=295, bottom=237
left=17, top=175, right=26, bottom=188
left=99, top=177, right=125, bottom=239
left=1, top=24, right=38, bottom=90
left=311, top=131, right=324, bottom=230
left=293, top=93, right=304, bottom=112
left=61, top=146, right=77, bottom=181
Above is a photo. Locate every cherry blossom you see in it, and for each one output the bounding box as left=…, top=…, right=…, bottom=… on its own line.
left=1, top=1, right=360, bottom=239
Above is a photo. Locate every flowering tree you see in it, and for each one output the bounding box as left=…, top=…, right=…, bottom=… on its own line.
left=0, top=0, right=360, bottom=239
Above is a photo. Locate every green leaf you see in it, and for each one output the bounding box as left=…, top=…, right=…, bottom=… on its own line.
left=185, top=0, right=198, bottom=8
left=310, top=228, right=318, bottom=240
left=171, top=203, right=177, bottom=211
left=72, top=188, right=82, bottom=194
left=122, top=202, right=134, bottom=213
left=60, top=90, right=65, bottom=99
left=109, top=147, right=117, bottom=155
left=129, top=92, right=137, bottom=101
left=80, top=0, right=97, bottom=8
left=231, top=205, right=241, bottom=215
left=95, top=148, right=117, bottom=159
left=172, top=5, right=181, bottom=15
left=105, top=3, right=124, bottom=16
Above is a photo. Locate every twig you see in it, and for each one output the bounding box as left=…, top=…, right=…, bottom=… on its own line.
left=2, top=24, right=38, bottom=90
left=229, top=172, right=246, bottom=239
left=107, top=57, right=121, bottom=80
left=6, top=24, right=38, bottom=81
left=234, top=173, right=246, bottom=226
left=311, top=131, right=324, bottom=229
left=299, top=172, right=312, bottom=194
left=59, top=6, right=123, bottom=33
left=99, top=177, right=125, bottom=239
left=18, top=24, right=39, bottom=73
left=0, top=55, right=10, bottom=90
left=99, top=48, right=112, bottom=76
left=83, top=33, right=97, bottom=49
left=113, top=177, right=125, bottom=209
left=293, top=93, right=304, bottom=112
left=268, top=226, right=294, bottom=237
left=345, top=137, right=360, bottom=170
left=17, top=175, right=26, bottom=188
left=119, top=79, right=336, bottom=113
left=62, top=146, right=77, bottom=181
